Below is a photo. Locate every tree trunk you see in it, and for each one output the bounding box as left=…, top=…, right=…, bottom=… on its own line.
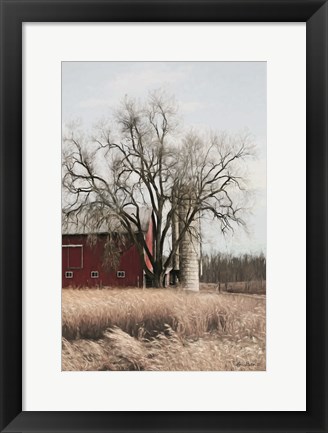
left=153, top=272, right=166, bottom=288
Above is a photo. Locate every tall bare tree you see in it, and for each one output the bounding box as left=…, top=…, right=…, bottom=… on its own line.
left=62, top=91, right=254, bottom=287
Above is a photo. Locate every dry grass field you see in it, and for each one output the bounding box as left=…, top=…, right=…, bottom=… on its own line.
left=62, top=287, right=266, bottom=371
left=200, top=281, right=266, bottom=294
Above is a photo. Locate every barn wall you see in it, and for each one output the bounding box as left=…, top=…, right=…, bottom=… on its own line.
left=62, top=234, right=144, bottom=288
left=144, top=217, right=154, bottom=271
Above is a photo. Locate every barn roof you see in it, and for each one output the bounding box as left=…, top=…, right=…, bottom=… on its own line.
left=62, top=206, right=152, bottom=236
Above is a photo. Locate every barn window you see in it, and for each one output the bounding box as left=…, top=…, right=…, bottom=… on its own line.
left=91, top=271, right=99, bottom=278
left=62, top=245, right=83, bottom=269
left=117, top=271, right=125, bottom=278
left=65, top=271, right=73, bottom=278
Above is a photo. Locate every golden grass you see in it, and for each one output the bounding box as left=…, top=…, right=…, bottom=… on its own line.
left=62, top=288, right=266, bottom=371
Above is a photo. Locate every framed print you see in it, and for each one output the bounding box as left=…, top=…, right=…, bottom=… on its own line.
left=0, top=0, right=327, bottom=432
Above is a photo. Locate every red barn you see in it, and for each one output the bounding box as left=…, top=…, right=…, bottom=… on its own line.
left=62, top=207, right=155, bottom=288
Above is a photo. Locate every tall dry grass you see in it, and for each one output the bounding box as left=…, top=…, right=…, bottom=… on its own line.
left=62, top=288, right=266, bottom=371
left=62, top=327, right=265, bottom=371
left=62, top=288, right=265, bottom=340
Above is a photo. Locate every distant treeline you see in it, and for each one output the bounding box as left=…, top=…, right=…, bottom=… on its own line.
left=201, top=252, right=266, bottom=284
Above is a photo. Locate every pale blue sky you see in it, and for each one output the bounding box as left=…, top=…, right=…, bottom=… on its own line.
left=62, top=61, right=266, bottom=255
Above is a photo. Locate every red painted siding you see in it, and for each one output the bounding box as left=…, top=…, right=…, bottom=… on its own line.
left=144, top=217, right=154, bottom=271
left=62, top=234, right=144, bottom=288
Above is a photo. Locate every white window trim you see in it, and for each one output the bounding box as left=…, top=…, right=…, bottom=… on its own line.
left=91, top=271, right=99, bottom=278
left=117, top=271, right=125, bottom=278
left=65, top=271, right=73, bottom=278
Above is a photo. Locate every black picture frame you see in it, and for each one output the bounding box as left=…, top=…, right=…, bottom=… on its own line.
left=0, top=1, right=327, bottom=432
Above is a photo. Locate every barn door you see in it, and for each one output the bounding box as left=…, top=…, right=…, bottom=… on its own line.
left=67, top=245, right=83, bottom=269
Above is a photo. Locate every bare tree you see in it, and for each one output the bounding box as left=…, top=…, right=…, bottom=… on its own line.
left=62, top=91, right=254, bottom=287
left=201, top=252, right=266, bottom=287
